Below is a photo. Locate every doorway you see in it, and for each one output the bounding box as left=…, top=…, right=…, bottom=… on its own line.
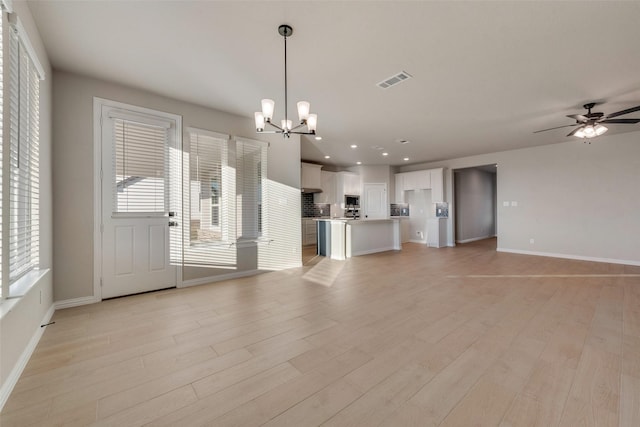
left=95, top=98, right=182, bottom=299
left=453, top=164, right=497, bottom=245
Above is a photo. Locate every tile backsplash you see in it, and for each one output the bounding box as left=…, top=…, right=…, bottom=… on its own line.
left=302, top=193, right=330, bottom=218
left=390, top=203, right=410, bottom=217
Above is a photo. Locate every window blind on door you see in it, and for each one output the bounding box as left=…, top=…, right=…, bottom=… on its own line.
left=112, top=118, right=168, bottom=213
left=8, top=27, right=40, bottom=282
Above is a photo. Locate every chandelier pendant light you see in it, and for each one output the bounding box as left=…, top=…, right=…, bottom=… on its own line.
left=254, top=24, right=317, bottom=138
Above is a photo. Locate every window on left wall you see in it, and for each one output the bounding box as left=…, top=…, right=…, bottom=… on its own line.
left=1, top=10, right=45, bottom=300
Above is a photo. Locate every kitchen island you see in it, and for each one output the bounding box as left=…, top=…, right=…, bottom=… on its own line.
left=316, top=218, right=401, bottom=260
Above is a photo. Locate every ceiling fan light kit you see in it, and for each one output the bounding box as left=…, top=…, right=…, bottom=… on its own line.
left=255, top=24, right=317, bottom=138
left=534, top=102, right=640, bottom=141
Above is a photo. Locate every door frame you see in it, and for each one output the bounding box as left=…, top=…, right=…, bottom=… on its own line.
left=93, top=97, right=183, bottom=301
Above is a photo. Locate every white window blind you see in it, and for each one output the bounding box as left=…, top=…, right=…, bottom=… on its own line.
left=112, top=119, right=168, bottom=213
left=8, top=26, right=40, bottom=282
left=188, top=130, right=229, bottom=243
left=235, top=138, right=267, bottom=240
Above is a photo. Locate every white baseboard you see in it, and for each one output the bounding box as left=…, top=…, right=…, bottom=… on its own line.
left=54, top=295, right=100, bottom=310
left=0, top=304, right=55, bottom=411
left=408, top=239, right=427, bottom=244
left=352, top=246, right=398, bottom=256
left=496, top=247, right=640, bottom=267
left=456, top=235, right=495, bottom=244
left=180, top=269, right=261, bottom=288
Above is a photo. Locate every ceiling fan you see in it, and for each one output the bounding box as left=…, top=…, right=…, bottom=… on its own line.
left=534, top=102, right=640, bottom=139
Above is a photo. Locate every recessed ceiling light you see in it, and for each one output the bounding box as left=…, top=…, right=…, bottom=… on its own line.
left=350, top=144, right=358, bottom=149
left=382, top=152, right=389, bottom=156
left=324, top=155, right=330, bottom=159
left=315, top=136, right=322, bottom=141
left=356, top=161, right=362, bottom=165
left=403, top=157, right=409, bottom=161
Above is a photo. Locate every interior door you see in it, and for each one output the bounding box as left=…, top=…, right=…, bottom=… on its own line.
left=100, top=104, right=179, bottom=299
left=362, top=183, right=388, bottom=219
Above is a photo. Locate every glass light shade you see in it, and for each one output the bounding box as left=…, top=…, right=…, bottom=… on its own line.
left=574, top=127, right=586, bottom=138
left=281, top=119, right=292, bottom=131
left=261, top=99, right=275, bottom=121
left=297, top=101, right=310, bottom=121
left=594, top=124, right=608, bottom=136
left=583, top=125, right=596, bottom=138
left=307, top=114, right=317, bottom=132
left=254, top=112, right=265, bottom=131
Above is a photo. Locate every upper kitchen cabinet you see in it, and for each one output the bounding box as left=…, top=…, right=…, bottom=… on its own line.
left=430, top=168, right=444, bottom=202
left=314, top=170, right=336, bottom=204
left=395, top=173, right=405, bottom=203
left=337, top=172, right=361, bottom=196
left=395, top=168, right=445, bottom=201
left=301, top=162, right=323, bottom=191
left=400, top=170, right=430, bottom=191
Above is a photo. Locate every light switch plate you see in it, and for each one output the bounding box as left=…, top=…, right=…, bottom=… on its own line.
left=503, top=201, right=509, bottom=207
left=511, top=201, right=518, bottom=207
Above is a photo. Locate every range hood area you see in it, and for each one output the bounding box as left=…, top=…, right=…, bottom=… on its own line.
left=301, top=162, right=323, bottom=193
left=301, top=187, right=322, bottom=194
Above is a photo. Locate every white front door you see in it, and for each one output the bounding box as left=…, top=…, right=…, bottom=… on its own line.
left=362, top=183, right=388, bottom=219
left=98, top=101, right=181, bottom=299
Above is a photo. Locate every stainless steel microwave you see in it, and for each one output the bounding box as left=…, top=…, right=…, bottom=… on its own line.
left=345, top=195, right=360, bottom=207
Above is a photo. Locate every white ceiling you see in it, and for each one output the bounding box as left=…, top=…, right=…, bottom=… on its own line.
left=28, top=1, right=640, bottom=167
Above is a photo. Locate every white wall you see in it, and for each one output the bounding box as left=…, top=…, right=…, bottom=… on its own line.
left=406, top=189, right=431, bottom=243
left=454, top=168, right=496, bottom=243
left=0, top=1, right=54, bottom=408
left=52, top=70, right=302, bottom=302
left=400, top=131, right=640, bottom=265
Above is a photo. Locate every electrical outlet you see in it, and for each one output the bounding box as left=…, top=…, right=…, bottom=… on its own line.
left=529, top=238, right=534, bottom=244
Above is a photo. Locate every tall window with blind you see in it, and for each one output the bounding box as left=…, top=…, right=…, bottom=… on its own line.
left=188, top=129, right=229, bottom=244
left=236, top=138, right=268, bottom=241
left=7, top=22, right=40, bottom=284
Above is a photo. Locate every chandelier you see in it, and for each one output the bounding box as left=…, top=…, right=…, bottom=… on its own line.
left=254, top=25, right=317, bottom=138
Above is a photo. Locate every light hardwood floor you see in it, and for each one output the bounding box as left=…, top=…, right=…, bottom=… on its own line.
left=2, top=238, right=640, bottom=426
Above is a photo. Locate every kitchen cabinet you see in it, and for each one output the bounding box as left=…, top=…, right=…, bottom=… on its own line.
left=301, top=162, right=323, bottom=190
left=395, top=173, right=405, bottom=203
left=400, top=218, right=411, bottom=243
left=302, top=219, right=317, bottom=246
left=314, top=170, right=336, bottom=204
left=338, top=172, right=361, bottom=195
left=430, top=168, right=444, bottom=202
left=427, top=218, right=447, bottom=248
left=413, top=170, right=431, bottom=190
left=397, top=170, right=430, bottom=192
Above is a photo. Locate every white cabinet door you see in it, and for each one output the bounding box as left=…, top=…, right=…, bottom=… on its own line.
left=362, top=183, right=388, bottom=219
left=344, top=173, right=361, bottom=195
left=430, top=168, right=444, bottom=202
left=402, top=171, right=415, bottom=191
left=395, top=173, right=405, bottom=203
left=415, top=170, right=431, bottom=189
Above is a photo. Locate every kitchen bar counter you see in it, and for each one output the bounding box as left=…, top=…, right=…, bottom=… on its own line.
left=315, top=218, right=401, bottom=260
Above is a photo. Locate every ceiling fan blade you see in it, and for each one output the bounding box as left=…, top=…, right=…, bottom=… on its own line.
left=605, top=105, right=640, bottom=119
left=533, top=123, right=580, bottom=133
left=566, top=114, right=588, bottom=122
left=600, top=118, right=640, bottom=124
left=567, top=126, right=584, bottom=137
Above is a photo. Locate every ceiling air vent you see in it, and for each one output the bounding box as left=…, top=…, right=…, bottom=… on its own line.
left=376, top=71, right=412, bottom=89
